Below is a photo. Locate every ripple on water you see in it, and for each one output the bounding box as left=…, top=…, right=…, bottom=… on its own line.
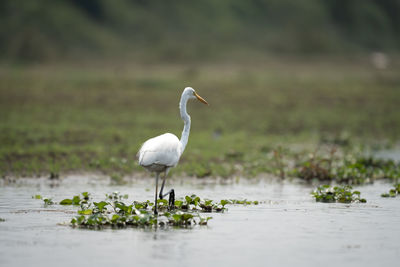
left=0, top=176, right=399, bottom=267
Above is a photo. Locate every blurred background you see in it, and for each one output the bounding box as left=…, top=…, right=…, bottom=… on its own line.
left=0, top=0, right=399, bottom=178
left=1, top=0, right=400, bottom=61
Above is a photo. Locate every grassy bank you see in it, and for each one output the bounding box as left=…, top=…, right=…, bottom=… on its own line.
left=1, top=58, right=400, bottom=180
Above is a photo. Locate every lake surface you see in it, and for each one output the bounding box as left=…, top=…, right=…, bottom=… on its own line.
left=0, top=175, right=399, bottom=267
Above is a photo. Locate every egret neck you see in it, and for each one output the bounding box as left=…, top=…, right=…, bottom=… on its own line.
left=179, top=90, right=191, bottom=153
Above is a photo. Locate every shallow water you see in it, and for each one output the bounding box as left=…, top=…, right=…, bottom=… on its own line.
left=374, top=149, right=400, bottom=163
left=0, top=176, right=399, bottom=267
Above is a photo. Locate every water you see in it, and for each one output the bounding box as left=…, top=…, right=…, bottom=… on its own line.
left=0, top=175, right=399, bottom=267
left=374, top=149, right=400, bottom=163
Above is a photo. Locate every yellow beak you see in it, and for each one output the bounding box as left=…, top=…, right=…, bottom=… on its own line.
left=194, top=92, right=209, bottom=105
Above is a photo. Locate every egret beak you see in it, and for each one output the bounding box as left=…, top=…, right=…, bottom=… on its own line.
left=194, top=92, right=209, bottom=105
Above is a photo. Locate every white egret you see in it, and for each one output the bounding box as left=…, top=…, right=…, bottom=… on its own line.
left=138, top=87, right=208, bottom=214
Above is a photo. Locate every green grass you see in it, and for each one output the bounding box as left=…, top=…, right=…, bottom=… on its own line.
left=1, top=58, right=400, bottom=179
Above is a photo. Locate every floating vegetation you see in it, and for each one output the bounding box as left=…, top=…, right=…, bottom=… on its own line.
left=312, top=185, right=367, bottom=203
left=33, top=191, right=260, bottom=229
left=106, top=191, right=129, bottom=200
left=381, top=184, right=400, bottom=198
left=71, top=193, right=214, bottom=229
left=43, top=198, right=55, bottom=205
left=60, top=192, right=91, bottom=205
left=33, top=194, right=55, bottom=205
left=172, top=195, right=259, bottom=213
left=222, top=199, right=259, bottom=205
left=0, top=218, right=5, bottom=222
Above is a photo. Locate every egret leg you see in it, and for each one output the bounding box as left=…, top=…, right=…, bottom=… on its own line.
left=159, top=173, right=167, bottom=200
left=168, top=189, right=175, bottom=209
left=158, top=172, right=175, bottom=210
left=154, top=172, right=159, bottom=215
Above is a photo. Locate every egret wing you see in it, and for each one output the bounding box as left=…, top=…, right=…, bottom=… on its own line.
left=138, top=133, right=182, bottom=167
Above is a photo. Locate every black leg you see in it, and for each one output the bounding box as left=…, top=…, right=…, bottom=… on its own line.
left=154, top=173, right=159, bottom=215
left=159, top=173, right=167, bottom=199
left=158, top=172, right=175, bottom=210
left=168, top=189, right=175, bottom=210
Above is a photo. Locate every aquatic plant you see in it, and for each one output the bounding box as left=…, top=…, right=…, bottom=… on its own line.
left=0, top=218, right=5, bottom=222
left=60, top=192, right=91, bottom=205
left=312, top=185, right=367, bottom=203
left=198, top=215, right=213, bottom=225
left=381, top=183, right=400, bottom=197
left=69, top=193, right=260, bottom=229
left=71, top=210, right=158, bottom=228
left=106, top=191, right=129, bottom=200
left=174, top=195, right=259, bottom=213
left=43, top=198, right=54, bottom=205
left=32, top=191, right=260, bottom=229
left=33, top=194, right=55, bottom=205
left=227, top=199, right=259, bottom=205
left=70, top=193, right=216, bottom=229
left=70, top=209, right=210, bottom=229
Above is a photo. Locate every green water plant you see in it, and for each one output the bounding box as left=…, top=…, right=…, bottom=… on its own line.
left=70, top=209, right=209, bottom=229
left=226, top=199, right=259, bottom=205
left=43, top=198, right=55, bottom=205
left=69, top=193, right=260, bottom=229
left=175, top=195, right=259, bottom=213
left=164, top=211, right=195, bottom=226
left=32, top=191, right=259, bottom=229
left=70, top=194, right=214, bottom=229
left=312, top=185, right=366, bottom=203
left=71, top=210, right=159, bottom=228
left=60, top=192, right=91, bottom=205
left=33, top=194, right=55, bottom=205
left=106, top=191, right=129, bottom=200
left=381, top=183, right=400, bottom=197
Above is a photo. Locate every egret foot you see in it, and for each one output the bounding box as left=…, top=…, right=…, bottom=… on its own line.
left=168, top=189, right=175, bottom=210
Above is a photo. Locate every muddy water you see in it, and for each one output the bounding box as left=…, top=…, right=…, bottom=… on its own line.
left=0, top=176, right=399, bottom=267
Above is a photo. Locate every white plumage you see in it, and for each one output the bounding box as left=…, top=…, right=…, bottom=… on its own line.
left=138, top=133, right=182, bottom=170
left=137, top=87, right=208, bottom=214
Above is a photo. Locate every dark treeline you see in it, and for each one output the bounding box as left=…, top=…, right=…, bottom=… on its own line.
left=1, top=0, right=399, bottom=61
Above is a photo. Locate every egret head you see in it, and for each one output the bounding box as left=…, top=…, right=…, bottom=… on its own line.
left=184, top=87, right=208, bottom=105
